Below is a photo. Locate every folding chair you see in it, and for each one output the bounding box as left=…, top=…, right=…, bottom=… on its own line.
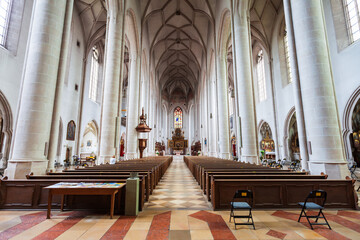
left=229, top=190, right=255, bottom=230
left=298, top=190, right=331, bottom=230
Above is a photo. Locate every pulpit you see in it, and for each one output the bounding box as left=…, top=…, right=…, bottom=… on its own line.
left=168, top=128, right=188, bottom=155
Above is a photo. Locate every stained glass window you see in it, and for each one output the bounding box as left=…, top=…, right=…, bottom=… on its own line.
left=174, top=107, right=182, bottom=129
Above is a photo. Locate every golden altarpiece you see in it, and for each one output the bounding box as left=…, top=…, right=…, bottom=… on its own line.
left=168, top=128, right=188, bottom=155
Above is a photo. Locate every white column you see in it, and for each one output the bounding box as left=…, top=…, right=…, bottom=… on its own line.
left=208, top=79, right=218, bottom=157
left=47, top=0, right=74, bottom=171
left=232, top=1, right=258, bottom=163
left=291, top=0, right=349, bottom=179
left=5, top=0, right=67, bottom=179
left=125, top=55, right=140, bottom=159
left=283, top=0, right=309, bottom=171
left=216, top=55, right=231, bottom=159
left=99, top=0, right=124, bottom=164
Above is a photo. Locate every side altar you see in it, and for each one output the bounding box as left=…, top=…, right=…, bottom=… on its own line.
left=168, top=128, right=188, bottom=155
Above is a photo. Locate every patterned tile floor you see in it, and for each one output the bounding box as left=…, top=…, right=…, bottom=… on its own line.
left=1, top=156, right=360, bottom=239
left=144, top=156, right=211, bottom=210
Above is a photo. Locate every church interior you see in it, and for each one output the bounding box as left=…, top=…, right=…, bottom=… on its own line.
left=0, top=0, right=360, bottom=239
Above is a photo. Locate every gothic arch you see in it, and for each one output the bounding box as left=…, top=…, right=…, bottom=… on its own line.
left=0, top=91, right=13, bottom=168
left=217, top=9, right=231, bottom=57
left=342, top=86, right=360, bottom=161
left=283, top=106, right=296, bottom=159
left=81, top=120, right=99, bottom=155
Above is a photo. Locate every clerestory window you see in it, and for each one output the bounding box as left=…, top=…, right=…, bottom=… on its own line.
left=0, top=0, right=13, bottom=46
left=344, top=0, right=360, bottom=43
left=284, top=30, right=292, bottom=84
left=257, top=50, right=267, bottom=102
left=89, top=46, right=99, bottom=102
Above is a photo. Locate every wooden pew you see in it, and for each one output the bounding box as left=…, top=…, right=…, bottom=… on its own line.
left=204, top=171, right=308, bottom=199
left=0, top=178, right=127, bottom=214
left=48, top=171, right=151, bottom=201
left=211, top=178, right=358, bottom=210
left=207, top=174, right=327, bottom=201
left=27, top=173, right=146, bottom=211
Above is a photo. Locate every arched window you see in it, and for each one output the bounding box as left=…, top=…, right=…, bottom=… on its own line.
left=344, top=0, right=360, bottom=43
left=174, top=107, right=183, bottom=129
left=0, top=0, right=13, bottom=46
left=89, top=46, right=99, bottom=102
left=257, top=50, right=267, bottom=102
left=284, top=30, right=292, bottom=84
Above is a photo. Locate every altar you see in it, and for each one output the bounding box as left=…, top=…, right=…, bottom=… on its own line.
left=168, top=128, right=188, bottom=155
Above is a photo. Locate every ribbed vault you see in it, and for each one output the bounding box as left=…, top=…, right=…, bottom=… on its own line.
left=142, top=0, right=214, bottom=100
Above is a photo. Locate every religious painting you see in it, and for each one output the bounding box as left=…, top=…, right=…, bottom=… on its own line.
left=174, top=107, right=183, bottom=128
left=66, top=120, right=76, bottom=141
left=87, top=140, right=92, bottom=147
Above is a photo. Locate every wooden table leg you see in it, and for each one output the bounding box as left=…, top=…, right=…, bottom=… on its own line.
left=47, top=190, right=52, bottom=219
left=61, top=195, right=65, bottom=211
left=110, top=191, right=116, bottom=219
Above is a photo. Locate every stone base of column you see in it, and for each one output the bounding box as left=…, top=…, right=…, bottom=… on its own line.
left=98, top=155, right=113, bottom=165
left=125, top=152, right=138, bottom=160
left=241, top=155, right=259, bottom=164
left=147, top=151, right=156, bottom=157
left=219, top=152, right=231, bottom=159
left=0, top=156, right=7, bottom=169
left=4, top=160, right=48, bottom=179
left=308, top=162, right=350, bottom=179
left=208, top=152, right=217, bottom=157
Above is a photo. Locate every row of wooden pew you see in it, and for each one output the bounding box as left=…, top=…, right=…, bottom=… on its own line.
left=184, top=156, right=358, bottom=210
left=0, top=156, right=173, bottom=214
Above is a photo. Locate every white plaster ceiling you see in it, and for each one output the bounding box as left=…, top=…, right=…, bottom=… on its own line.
left=250, top=0, right=282, bottom=48
left=142, top=0, right=214, bottom=98
left=75, top=0, right=107, bottom=51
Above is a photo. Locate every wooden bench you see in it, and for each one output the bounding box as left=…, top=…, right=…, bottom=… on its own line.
left=0, top=178, right=127, bottom=214
left=27, top=173, right=147, bottom=210
left=207, top=174, right=327, bottom=201
left=204, top=171, right=309, bottom=200
left=49, top=171, right=152, bottom=198
left=211, top=178, right=358, bottom=210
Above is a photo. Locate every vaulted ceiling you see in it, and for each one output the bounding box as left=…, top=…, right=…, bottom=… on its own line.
left=75, top=0, right=107, bottom=52
left=142, top=0, right=215, bottom=99
left=250, top=0, right=283, bottom=48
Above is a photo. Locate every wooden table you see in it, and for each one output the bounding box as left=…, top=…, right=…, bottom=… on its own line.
left=45, top=182, right=125, bottom=219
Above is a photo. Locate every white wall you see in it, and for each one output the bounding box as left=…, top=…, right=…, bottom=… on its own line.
left=0, top=0, right=33, bottom=117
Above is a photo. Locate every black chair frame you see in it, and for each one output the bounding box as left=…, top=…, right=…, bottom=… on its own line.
left=229, top=189, right=255, bottom=230
left=298, top=190, right=331, bottom=230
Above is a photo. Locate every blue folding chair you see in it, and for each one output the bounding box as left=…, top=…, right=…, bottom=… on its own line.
left=298, top=190, right=331, bottom=230
left=229, top=189, right=255, bottom=230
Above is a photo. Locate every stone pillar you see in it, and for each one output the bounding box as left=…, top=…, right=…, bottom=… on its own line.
left=208, top=78, right=218, bottom=157
left=99, top=0, right=124, bottom=164
left=5, top=0, right=67, bottom=179
left=216, top=55, right=231, bottom=159
left=232, top=1, right=258, bottom=163
left=125, top=55, right=140, bottom=159
left=291, top=0, right=349, bottom=179
left=47, top=0, right=74, bottom=172
left=283, top=0, right=309, bottom=171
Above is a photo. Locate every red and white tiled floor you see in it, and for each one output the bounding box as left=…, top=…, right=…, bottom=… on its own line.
left=144, top=156, right=211, bottom=210
left=1, top=156, right=360, bottom=240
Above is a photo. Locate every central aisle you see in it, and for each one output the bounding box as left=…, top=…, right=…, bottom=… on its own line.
left=144, top=155, right=211, bottom=210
